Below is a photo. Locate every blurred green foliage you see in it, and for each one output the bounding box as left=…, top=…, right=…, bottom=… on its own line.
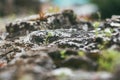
left=91, top=0, right=120, bottom=18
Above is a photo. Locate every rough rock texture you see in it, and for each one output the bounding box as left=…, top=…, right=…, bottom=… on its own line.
left=0, top=41, right=55, bottom=80
left=5, top=10, right=93, bottom=39
left=1, top=10, right=120, bottom=80
left=0, top=58, right=55, bottom=80
left=48, top=49, right=98, bottom=70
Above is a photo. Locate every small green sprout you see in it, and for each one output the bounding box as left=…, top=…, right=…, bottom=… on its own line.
left=60, top=50, right=66, bottom=58
left=78, top=51, right=85, bottom=57
left=45, top=32, right=52, bottom=45
left=104, top=31, right=112, bottom=37
left=98, top=41, right=108, bottom=50
left=93, top=21, right=100, bottom=29
left=97, top=11, right=101, bottom=21
left=93, top=21, right=100, bottom=36
left=104, top=28, right=113, bottom=37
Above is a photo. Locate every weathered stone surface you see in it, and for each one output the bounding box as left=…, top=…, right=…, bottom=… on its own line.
left=5, top=10, right=94, bottom=39
left=0, top=40, right=54, bottom=69
left=0, top=60, right=55, bottom=80
left=1, top=10, right=120, bottom=80
left=48, top=49, right=98, bottom=70
left=105, top=15, right=120, bottom=28
left=5, top=10, right=78, bottom=38
left=110, top=32, right=120, bottom=46
left=6, top=19, right=41, bottom=38
left=49, top=37, right=99, bottom=52
left=22, top=29, right=95, bottom=45
left=0, top=41, right=55, bottom=80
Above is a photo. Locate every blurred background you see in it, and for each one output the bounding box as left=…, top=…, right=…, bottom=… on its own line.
left=0, top=0, right=120, bottom=19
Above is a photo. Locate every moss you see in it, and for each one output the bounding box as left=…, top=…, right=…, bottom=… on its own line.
left=98, top=49, right=120, bottom=71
